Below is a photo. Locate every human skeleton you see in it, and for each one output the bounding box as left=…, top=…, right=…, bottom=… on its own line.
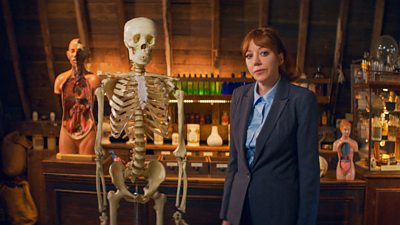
left=94, top=17, right=188, bottom=225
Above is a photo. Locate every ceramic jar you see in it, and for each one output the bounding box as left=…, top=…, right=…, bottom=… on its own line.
left=207, top=126, right=223, bottom=146
left=187, top=124, right=200, bottom=146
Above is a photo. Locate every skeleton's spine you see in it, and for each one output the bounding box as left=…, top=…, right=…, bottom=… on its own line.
left=131, top=108, right=146, bottom=176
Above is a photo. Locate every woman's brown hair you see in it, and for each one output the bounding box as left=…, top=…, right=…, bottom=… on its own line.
left=241, top=27, right=299, bottom=82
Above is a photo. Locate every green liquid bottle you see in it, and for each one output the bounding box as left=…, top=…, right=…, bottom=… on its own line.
left=176, top=73, right=182, bottom=90
left=204, top=73, right=210, bottom=95
left=216, top=74, right=222, bottom=95
left=198, top=74, right=204, bottom=95
left=187, top=73, right=193, bottom=95
left=210, top=73, right=216, bottom=95
left=193, top=73, right=199, bottom=95
left=181, top=73, right=187, bottom=94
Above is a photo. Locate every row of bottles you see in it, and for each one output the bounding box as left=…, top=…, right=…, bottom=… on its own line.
left=297, top=65, right=328, bottom=96
left=175, top=73, right=251, bottom=95
left=31, top=111, right=58, bottom=151
left=185, top=111, right=229, bottom=126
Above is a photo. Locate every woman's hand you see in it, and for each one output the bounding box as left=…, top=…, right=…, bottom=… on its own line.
left=222, top=220, right=230, bottom=225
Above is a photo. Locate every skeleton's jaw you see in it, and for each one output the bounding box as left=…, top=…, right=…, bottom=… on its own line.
left=128, top=48, right=152, bottom=67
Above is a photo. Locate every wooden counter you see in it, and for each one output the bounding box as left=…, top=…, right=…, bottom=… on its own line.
left=37, top=155, right=366, bottom=225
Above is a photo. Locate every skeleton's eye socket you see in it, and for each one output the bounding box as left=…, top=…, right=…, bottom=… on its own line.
left=133, top=34, right=140, bottom=43
left=146, top=35, right=154, bottom=45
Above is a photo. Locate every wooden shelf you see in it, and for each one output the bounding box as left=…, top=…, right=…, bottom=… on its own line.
left=317, top=95, right=330, bottom=104
left=102, top=143, right=229, bottom=152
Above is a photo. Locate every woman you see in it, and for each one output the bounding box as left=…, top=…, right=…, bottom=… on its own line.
left=220, top=27, right=320, bottom=225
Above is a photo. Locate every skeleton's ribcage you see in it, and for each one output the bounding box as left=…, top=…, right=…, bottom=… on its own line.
left=109, top=76, right=172, bottom=140
left=109, top=78, right=139, bottom=138
left=143, top=76, right=171, bottom=139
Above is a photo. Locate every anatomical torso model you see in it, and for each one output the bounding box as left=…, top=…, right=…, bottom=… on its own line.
left=54, top=39, right=100, bottom=155
left=333, top=120, right=358, bottom=181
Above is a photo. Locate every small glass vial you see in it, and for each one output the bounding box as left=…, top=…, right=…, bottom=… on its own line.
left=32, top=111, right=39, bottom=121
left=50, top=112, right=56, bottom=122
left=221, top=111, right=229, bottom=125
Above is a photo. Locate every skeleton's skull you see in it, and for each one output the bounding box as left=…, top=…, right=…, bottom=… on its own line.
left=124, top=17, right=156, bottom=65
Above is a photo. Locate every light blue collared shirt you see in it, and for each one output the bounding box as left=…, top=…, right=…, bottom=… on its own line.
left=245, top=78, right=280, bottom=167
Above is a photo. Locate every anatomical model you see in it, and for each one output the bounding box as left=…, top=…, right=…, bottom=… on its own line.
left=333, top=120, right=358, bottom=180
left=94, top=17, right=188, bottom=225
left=54, top=38, right=100, bottom=155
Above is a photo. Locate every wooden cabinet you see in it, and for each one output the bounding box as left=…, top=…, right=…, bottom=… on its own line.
left=358, top=169, right=400, bottom=225
left=40, top=155, right=365, bottom=225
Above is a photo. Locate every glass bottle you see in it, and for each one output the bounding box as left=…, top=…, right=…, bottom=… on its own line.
left=361, top=51, right=371, bottom=82
left=371, top=116, right=382, bottom=141
left=176, top=73, right=182, bottom=90
left=181, top=73, right=187, bottom=94
left=187, top=73, right=193, bottom=95
left=210, top=73, right=216, bottom=95
left=215, top=74, right=222, bottom=95
left=203, top=74, right=210, bottom=95
left=313, top=65, right=326, bottom=96
left=388, top=115, right=398, bottom=142
left=192, top=73, right=199, bottom=95
left=198, top=74, right=204, bottom=95
left=221, top=111, right=229, bottom=125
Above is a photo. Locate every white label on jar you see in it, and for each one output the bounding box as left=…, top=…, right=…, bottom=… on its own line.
left=225, top=152, right=230, bottom=157
left=203, top=152, right=213, bottom=156
left=191, top=162, right=203, bottom=167
left=186, top=152, right=192, bottom=156
left=167, top=162, right=178, bottom=167
left=216, top=164, right=228, bottom=168
left=161, top=151, right=171, bottom=155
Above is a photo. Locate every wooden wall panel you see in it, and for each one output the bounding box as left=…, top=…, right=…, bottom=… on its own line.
left=123, top=0, right=166, bottom=74
left=2, top=0, right=400, bottom=120
left=304, top=0, right=339, bottom=76
left=382, top=0, right=400, bottom=42
left=171, top=0, right=212, bottom=76
left=0, top=4, right=24, bottom=123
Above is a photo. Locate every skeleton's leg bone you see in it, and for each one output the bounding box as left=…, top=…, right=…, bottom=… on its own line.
left=152, top=191, right=167, bottom=225
left=108, top=190, right=124, bottom=225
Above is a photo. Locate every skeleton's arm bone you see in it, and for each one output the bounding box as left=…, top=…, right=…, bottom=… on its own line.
left=173, top=90, right=186, bottom=158
left=94, top=86, right=108, bottom=222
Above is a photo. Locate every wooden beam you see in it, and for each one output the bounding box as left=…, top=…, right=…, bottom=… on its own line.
left=115, top=0, right=129, bottom=70
left=73, top=0, right=90, bottom=51
left=211, top=0, right=220, bottom=74
left=296, top=0, right=310, bottom=75
left=38, top=0, right=62, bottom=117
left=162, top=0, right=173, bottom=76
left=1, top=0, right=31, bottom=119
left=258, top=0, right=270, bottom=27
left=370, top=0, right=385, bottom=54
left=329, top=0, right=349, bottom=123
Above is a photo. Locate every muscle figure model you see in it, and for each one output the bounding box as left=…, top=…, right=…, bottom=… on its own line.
left=94, top=17, right=188, bottom=225
left=333, top=120, right=358, bottom=180
left=54, top=39, right=100, bottom=154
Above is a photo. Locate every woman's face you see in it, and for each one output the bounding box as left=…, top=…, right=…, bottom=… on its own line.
left=245, top=39, right=283, bottom=85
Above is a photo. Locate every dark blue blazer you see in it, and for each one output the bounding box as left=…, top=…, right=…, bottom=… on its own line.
left=220, top=77, right=320, bottom=225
